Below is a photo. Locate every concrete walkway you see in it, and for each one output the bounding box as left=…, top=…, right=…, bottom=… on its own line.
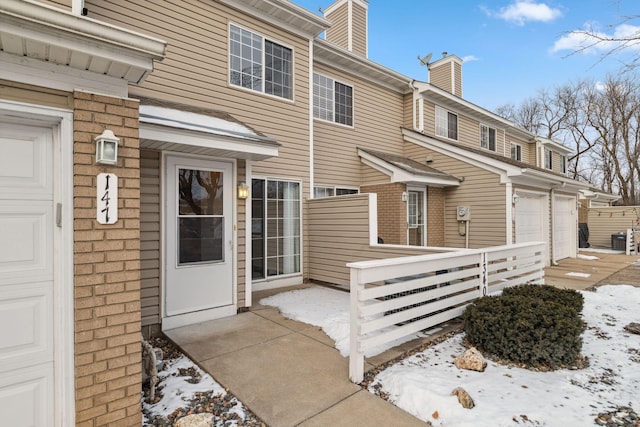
left=165, top=252, right=639, bottom=426
left=164, top=284, right=444, bottom=426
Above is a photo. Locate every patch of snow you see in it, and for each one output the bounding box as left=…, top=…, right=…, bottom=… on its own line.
left=259, top=286, right=422, bottom=357
left=577, top=254, right=600, bottom=260
left=580, top=248, right=624, bottom=254
left=143, top=355, right=227, bottom=419
left=566, top=272, right=592, bottom=278
left=370, top=285, right=640, bottom=426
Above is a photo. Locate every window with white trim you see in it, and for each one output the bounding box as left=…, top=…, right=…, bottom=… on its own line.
left=545, top=148, right=553, bottom=170
left=313, top=186, right=358, bottom=198
left=229, top=24, right=293, bottom=99
left=251, top=179, right=301, bottom=280
left=560, top=154, right=567, bottom=174
left=435, top=106, right=458, bottom=140
left=480, top=124, right=496, bottom=151
left=313, top=73, right=353, bottom=126
left=510, top=143, right=522, bottom=161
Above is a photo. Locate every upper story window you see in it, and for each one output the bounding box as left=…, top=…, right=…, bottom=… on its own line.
left=560, top=154, right=567, bottom=174
left=313, top=73, right=353, bottom=126
left=435, top=106, right=458, bottom=140
left=480, top=124, right=496, bottom=151
left=545, top=148, right=553, bottom=170
left=313, top=186, right=358, bottom=198
left=229, top=24, right=293, bottom=100
left=510, top=143, right=522, bottom=161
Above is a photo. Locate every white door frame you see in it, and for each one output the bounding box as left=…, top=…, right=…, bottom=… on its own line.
left=161, top=152, right=237, bottom=330
left=0, top=100, right=75, bottom=426
left=406, top=186, right=427, bottom=246
left=552, top=194, right=577, bottom=261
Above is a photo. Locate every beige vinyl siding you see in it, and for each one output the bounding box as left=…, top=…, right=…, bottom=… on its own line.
left=351, top=2, right=367, bottom=56
left=360, top=163, right=391, bottom=186
left=313, top=63, right=405, bottom=187
left=308, top=194, right=440, bottom=285
left=37, top=0, right=71, bottom=11
left=85, top=0, right=311, bottom=184
left=587, top=206, right=640, bottom=248
left=404, top=144, right=507, bottom=248
left=325, top=2, right=349, bottom=51
left=429, top=63, right=452, bottom=94
left=453, top=62, right=462, bottom=97
left=528, top=142, right=538, bottom=166
left=0, top=79, right=72, bottom=109
left=140, top=150, right=160, bottom=327
left=424, top=100, right=509, bottom=155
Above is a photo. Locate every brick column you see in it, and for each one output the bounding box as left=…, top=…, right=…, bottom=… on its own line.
left=361, top=183, right=407, bottom=245
left=73, top=91, right=142, bottom=426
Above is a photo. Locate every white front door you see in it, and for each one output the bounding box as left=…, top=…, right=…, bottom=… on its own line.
left=553, top=195, right=576, bottom=260
left=0, top=122, right=55, bottom=426
left=164, top=156, right=234, bottom=324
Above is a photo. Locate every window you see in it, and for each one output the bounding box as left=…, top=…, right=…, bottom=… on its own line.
left=435, top=107, right=458, bottom=140
left=251, top=179, right=301, bottom=279
left=313, top=186, right=358, bottom=198
left=510, top=143, right=522, bottom=161
left=229, top=24, right=292, bottom=99
left=313, top=73, right=353, bottom=126
left=480, top=124, right=496, bottom=151
left=560, top=154, right=567, bottom=174
left=545, top=149, right=553, bottom=170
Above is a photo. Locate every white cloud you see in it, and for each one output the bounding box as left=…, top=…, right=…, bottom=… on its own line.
left=552, top=22, right=640, bottom=54
left=462, top=55, right=480, bottom=63
left=488, top=0, right=562, bottom=26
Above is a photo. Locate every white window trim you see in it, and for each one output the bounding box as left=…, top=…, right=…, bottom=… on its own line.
left=313, top=72, right=354, bottom=128
left=480, top=124, right=497, bottom=152
left=313, top=184, right=359, bottom=198
left=545, top=148, right=553, bottom=170
left=435, top=106, right=458, bottom=141
left=560, top=154, right=567, bottom=174
left=510, top=142, right=522, bottom=161
left=228, top=22, right=296, bottom=103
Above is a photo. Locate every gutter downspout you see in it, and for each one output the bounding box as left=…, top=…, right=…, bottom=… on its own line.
left=309, top=39, right=314, bottom=196
left=409, top=80, right=424, bottom=132
left=72, top=0, right=84, bottom=15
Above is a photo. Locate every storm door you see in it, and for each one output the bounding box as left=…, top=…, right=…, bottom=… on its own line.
left=165, top=156, right=233, bottom=317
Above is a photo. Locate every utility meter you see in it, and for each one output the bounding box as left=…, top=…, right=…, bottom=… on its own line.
left=456, top=206, right=471, bottom=221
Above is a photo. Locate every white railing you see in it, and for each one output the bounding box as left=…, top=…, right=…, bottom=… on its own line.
left=626, top=228, right=639, bottom=255
left=347, top=241, right=546, bottom=383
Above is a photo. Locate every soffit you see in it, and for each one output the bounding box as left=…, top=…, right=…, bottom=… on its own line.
left=314, top=39, right=412, bottom=93
left=217, top=0, right=330, bottom=37
left=0, top=0, right=166, bottom=84
left=139, top=101, right=279, bottom=161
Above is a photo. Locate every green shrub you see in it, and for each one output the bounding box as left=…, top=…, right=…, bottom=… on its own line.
left=464, top=285, right=584, bottom=369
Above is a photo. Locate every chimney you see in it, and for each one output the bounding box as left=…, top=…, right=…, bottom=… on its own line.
left=324, top=0, right=368, bottom=57
left=428, top=53, right=463, bottom=97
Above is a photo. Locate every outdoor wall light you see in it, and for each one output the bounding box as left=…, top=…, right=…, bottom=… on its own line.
left=238, top=182, right=249, bottom=199
left=95, top=129, right=120, bottom=165
left=512, top=194, right=520, bottom=204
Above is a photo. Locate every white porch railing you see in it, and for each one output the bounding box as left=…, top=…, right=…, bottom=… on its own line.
left=347, top=241, right=546, bottom=383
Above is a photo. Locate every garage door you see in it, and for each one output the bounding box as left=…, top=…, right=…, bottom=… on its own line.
left=553, top=196, right=576, bottom=260
left=515, top=194, right=545, bottom=243
left=0, top=122, right=55, bottom=426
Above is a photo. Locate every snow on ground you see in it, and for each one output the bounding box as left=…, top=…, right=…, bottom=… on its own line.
left=577, top=253, right=600, bottom=260
left=580, top=248, right=625, bottom=254
left=142, top=353, right=252, bottom=426
left=262, top=284, right=640, bottom=427
left=259, top=286, right=423, bottom=357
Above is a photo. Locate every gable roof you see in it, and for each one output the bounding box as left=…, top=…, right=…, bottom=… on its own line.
left=358, top=148, right=460, bottom=187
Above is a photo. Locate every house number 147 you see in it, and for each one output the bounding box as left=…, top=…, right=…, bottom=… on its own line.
left=97, top=173, right=118, bottom=224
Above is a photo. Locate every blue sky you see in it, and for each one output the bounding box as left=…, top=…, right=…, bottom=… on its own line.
left=293, top=0, right=639, bottom=110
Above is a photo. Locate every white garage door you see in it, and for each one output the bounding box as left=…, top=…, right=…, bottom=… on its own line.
left=0, top=122, right=55, bottom=426
left=515, top=194, right=545, bottom=243
left=553, top=196, right=576, bottom=260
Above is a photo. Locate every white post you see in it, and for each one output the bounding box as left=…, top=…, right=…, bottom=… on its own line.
left=349, top=267, right=365, bottom=383
left=480, top=252, right=488, bottom=297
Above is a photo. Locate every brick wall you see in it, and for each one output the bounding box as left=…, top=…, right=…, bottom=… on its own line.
left=427, top=187, right=445, bottom=246
left=73, top=91, right=142, bottom=426
left=362, top=183, right=407, bottom=245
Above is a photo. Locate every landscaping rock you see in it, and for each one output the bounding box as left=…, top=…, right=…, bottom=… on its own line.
left=454, top=347, right=487, bottom=372
left=174, top=413, right=214, bottom=427
left=451, top=387, right=475, bottom=409
left=624, top=322, right=640, bottom=335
